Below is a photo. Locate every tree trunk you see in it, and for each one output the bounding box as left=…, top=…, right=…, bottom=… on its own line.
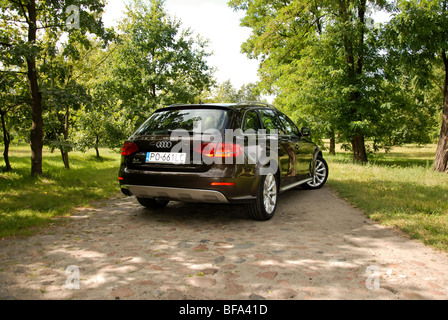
left=60, top=148, right=70, bottom=169
left=338, top=0, right=368, bottom=163
left=95, top=134, right=100, bottom=158
left=434, top=133, right=448, bottom=172
left=61, top=106, right=70, bottom=169
left=352, top=132, right=368, bottom=163
left=26, top=0, right=44, bottom=176
left=352, top=0, right=368, bottom=163
left=433, top=52, right=448, bottom=173
left=1, top=111, right=12, bottom=171
left=329, top=130, right=336, bottom=155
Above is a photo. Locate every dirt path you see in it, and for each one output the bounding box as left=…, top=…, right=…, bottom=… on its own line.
left=0, top=186, right=447, bottom=300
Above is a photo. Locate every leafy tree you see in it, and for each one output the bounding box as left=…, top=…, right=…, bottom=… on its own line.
left=229, top=0, right=392, bottom=162
left=43, top=80, right=90, bottom=169
left=235, top=82, right=263, bottom=102
left=73, top=92, right=135, bottom=156
left=109, top=0, right=214, bottom=126
left=372, top=55, right=439, bottom=148
left=210, top=80, right=238, bottom=103
left=201, top=80, right=263, bottom=103
left=0, top=72, right=30, bottom=170
left=56, top=37, right=130, bottom=156
left=385, top=0, right=448, bottom=172
left=0, top=0, right=111, bottom=175
left=38, top=34, right=108, bottom=169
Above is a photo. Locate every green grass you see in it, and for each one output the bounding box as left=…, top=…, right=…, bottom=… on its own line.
left=0, top=144, right=121, bottom=238
left=325, top=144, right=448, bottom=252
left=1, top=142, right=448, bottom=253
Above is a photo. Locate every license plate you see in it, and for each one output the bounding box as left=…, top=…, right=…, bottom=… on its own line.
left=146, top=152, right=186, bottom=164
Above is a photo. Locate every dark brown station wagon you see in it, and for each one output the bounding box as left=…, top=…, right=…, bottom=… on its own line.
left=119, top=102, right=328, bottom=220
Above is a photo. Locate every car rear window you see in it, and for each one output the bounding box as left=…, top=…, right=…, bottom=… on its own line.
left=134, top=108, right=232, bottom=135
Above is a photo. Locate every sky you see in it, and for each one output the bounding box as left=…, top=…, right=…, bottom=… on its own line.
left=102, top=0, right=260, bottom=90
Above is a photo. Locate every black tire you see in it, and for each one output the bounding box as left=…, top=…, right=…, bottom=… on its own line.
left=303, top=156, right=328, bottom=190
left=245, top=172, right=278, bottom=221
left=137, top=197, right=169, bottom=209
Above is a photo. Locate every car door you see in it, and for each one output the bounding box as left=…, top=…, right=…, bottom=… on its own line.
left=276, top=112, right=314, bottom=180
left=258, top=109, right=297, bottom=187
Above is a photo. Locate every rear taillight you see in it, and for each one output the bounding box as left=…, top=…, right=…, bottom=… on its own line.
left=194, top=143, right=243, bottom=158
left=121, top=142, right=139, bottom=156
left=210, top=182, right=235, bottom=186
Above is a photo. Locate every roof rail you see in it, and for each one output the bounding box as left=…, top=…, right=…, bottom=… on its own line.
left=235, top=101, right=274, bottom=108
left=167, top=103, right=188, bottom=107
left=165, top=101, right=275, bottom=109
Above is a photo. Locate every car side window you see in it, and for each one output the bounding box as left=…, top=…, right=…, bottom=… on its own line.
left=259, top=109, right=286, bottom=135
left=242, top=110, right=261, bottom=132
left=277, top=112, right=300, bottom=136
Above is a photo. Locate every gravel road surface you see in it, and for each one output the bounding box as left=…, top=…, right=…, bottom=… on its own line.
left=1, top=186, right=447, bottom=300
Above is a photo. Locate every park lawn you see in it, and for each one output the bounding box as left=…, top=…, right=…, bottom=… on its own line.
left=1, top=142, right=448, bottom=253
left=325, top=144, right=448, bottom=252
left=0, top=144, right=121, bottom=238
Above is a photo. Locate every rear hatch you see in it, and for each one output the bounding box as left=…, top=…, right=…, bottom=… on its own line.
left=123, top=106, right=234, bottom=172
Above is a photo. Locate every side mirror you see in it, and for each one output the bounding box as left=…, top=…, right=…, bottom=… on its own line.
left=301, top=127, right=311, bottom=137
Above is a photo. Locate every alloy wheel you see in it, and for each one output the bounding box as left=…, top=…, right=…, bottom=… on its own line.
left=263, top=173, right=277, bottom=214
left=307, top=158, right=327, bottom=188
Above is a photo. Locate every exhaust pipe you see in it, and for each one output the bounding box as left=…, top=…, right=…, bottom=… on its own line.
left=121, top=188, right=133, bottom=196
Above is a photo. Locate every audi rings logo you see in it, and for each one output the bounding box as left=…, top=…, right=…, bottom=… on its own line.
left=156, top=141, right=172, bottom=149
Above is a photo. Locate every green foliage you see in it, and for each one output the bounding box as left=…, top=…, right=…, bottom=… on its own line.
left=1, top=0, right=217, bottom=173
left=0, top=0, right=113, bottom=174
left=0, top=0, right=445, bottom=206
left=201, top=80, right=263, bottom=103
left=0, top=0, right=112, bottom=75
left=385, top=0, right=448, bottom=80
left=108, top=0, right=214, bottom=125
left=0, top=71, right=30, bottom=136
left=73, top=103, right=135, bottom=153
left=384, top=0, right=448, bottom=172
left=229, top=0, right=438, bottom=160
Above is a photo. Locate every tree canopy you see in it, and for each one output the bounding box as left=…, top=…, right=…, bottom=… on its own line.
left=109, top=0, right=214, bottom=125
left=385, top=0, right=448, bottom=172
left=0, top=0, right=112, bottom=175
left=228, top=0, right=444, bottom=169
left=0, top=0, right=447, bottom=174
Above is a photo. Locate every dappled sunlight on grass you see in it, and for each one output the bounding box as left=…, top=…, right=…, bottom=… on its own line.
left=325, top=143, right=448, bottom=251
left=0, top=144, right=121, bottom=237
left=328, top=143, right=437, bottom=168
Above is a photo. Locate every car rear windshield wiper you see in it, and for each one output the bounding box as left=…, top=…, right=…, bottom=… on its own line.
left=167, top=129, right=214, bottom=135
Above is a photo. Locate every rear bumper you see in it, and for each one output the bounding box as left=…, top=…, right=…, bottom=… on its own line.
left=121, top=185, right=230, bottom=203
left=118, top=166, right=259, bottom=204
